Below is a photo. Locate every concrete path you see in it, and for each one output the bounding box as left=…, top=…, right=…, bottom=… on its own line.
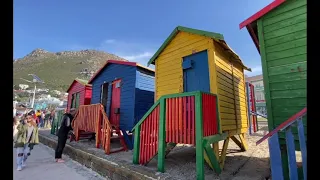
left=13, top=143, right=106, bottom=180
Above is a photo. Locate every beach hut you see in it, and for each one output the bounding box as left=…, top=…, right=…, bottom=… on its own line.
left=88, top=60, right=155, bottom=147
left=239, top=0, right=307, bottom=179
left=132, top=26, right=251, bottom=179
left=66, top=78, right=92, bottom=112
left=151, top=26, right=250, bottom=135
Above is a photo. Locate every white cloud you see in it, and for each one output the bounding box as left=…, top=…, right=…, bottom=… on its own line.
left=245, top=65, right=262, bottom=76
left=103, top=39, right=116, bottom=44
left=97, top=39, right=156, bottom=66
left=122, top=52, right=153, bottom=61
left=62, top=39, right=157, bottom=66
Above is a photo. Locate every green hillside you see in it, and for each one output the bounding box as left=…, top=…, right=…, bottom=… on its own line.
left=13, top=49, right=127, bottom=91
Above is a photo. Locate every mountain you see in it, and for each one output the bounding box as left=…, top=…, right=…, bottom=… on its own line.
left=13, top=48, right=127, bottom=91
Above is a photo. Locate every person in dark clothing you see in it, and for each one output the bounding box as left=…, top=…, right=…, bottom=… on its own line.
left=55, top=108, right=76, bottom=163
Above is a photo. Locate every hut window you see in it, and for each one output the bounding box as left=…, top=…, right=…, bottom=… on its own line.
left=71, top=94, right=76, bottom=108
left=101, top=82, right=109, bottom=106
left=75, top=92, right=80, bottom=108
left=71, top=92, right=80, bottom=109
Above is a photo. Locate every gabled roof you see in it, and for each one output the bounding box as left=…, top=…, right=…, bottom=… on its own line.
left=239, top=0, right=286, bottom=52
left=147, top=26, right=251, bottom=71
left=66, top=78, right=91, bottom=92
left=75, top=78, right=89, bottom=86
left=88, top=60, right=155, bottom=84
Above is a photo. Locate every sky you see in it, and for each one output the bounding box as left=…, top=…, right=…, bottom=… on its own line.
left=14, top=0, right=273, bottom=76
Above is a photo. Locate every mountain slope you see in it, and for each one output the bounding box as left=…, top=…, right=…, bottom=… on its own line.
left=13, top=49, right=127, bottom=91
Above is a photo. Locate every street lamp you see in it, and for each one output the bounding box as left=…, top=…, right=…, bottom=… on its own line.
left=20, top=74, right=44, bottom=109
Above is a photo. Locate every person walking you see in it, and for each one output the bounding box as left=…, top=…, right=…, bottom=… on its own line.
left=55, top=108, right=76, bottom=163
left=13, top=116, right=20, bottom=142
left=35, top=110, right=42, bottom=128
left=50, top=109, right=55, bottom=128
left=14, top=115, right=39, bottom=171
left=41, top=110, right=45, bottom=128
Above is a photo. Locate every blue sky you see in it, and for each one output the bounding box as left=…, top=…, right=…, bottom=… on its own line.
left=14, top=0, right=273, bottom=76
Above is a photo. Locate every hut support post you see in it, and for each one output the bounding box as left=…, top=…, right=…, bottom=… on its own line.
left=230, top=133, right=247, bottom=151
left=212, top=143, right=219, bottom=159
left=219, top=137, right=230, bottom=169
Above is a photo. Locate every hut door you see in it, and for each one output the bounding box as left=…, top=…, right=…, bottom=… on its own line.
left=182, top=50, right=210, bottom=93
left=110, top=79, right=121, bottom=126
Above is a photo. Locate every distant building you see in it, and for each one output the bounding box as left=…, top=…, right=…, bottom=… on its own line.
left=18, top=84, right=29, bottom=90
left=51, top=90, right=61, bottom=95
left=245, top=74, right=266, bottom=114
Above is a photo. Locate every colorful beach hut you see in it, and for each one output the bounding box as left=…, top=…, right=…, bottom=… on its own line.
left=132, top=26, right=251, bottom=179
left=66, top=78, right=92, bottom=112
left=239, top=0, right=307, bottom=179
left=88, top=60, right=155, bottom=148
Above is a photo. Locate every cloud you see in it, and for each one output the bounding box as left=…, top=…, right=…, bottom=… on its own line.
left=245, top=65, right=262, bottom=76
left=62, top=39, right=157, bottom=66
left=103, top=39, right=116, bottom=44
left=122, top=52, right=153, bottom=61
left=97, top=39, right=156, bottom=66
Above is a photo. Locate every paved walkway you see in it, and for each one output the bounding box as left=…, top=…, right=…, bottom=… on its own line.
left=13, top=143, right=106, bottom=180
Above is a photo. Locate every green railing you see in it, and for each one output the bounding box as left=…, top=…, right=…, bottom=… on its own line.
left=132, top=91, right=225, bottom=180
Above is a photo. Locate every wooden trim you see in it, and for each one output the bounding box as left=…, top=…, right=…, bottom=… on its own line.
left=257, top=19, right=275, bottom=133
left=239, top=0, right=286, bottom=29
left=246, top=25, right=260, bottom=53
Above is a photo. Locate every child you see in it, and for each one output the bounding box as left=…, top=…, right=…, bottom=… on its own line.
left=13, top=115, right=39, bottom=171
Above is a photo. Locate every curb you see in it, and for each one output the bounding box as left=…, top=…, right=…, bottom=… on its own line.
left=39, top=134, right=163, bottom=180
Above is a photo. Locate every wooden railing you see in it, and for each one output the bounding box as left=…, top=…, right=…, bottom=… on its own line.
left=132, top=91, right=220, bottom=168
left=256, top=107, right=307, bottom=180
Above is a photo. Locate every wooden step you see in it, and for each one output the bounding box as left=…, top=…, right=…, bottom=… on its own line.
left=110, top=135, right=124, bottom=140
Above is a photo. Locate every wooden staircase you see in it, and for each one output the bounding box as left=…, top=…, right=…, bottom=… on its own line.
left=107, top=126, right=128, bottom=154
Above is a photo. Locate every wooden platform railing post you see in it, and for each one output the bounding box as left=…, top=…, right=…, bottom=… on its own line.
left=195, top=93, right=204, bottom=180
left=285, top=127, right=298, bottom=180
left=297, top=118, right=307, bottom=180
left=96, top=110, right=102, bottom=148
left=157, top=98, right=166, bottom=172
left=133, top=125, right=141, bottom=164
left=268, top=133, right=284, bottom=180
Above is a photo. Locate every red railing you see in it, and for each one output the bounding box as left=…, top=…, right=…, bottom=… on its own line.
left=72, top=104, right=112, bottom=153
left=166, top=96, right=195, bottom=145
left=139, top=105, right=160, bottom=164
left=202, top=93, right=218, bottom=136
